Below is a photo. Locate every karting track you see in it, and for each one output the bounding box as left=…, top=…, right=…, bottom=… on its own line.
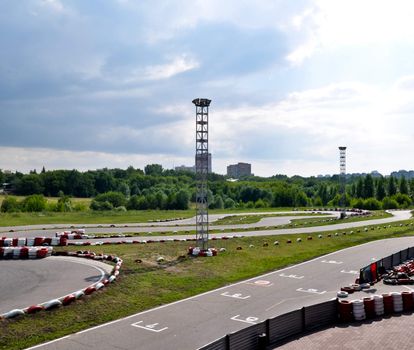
left=0, top=257, right=112, bottom=315
left=0, top=210, right=412, bottom=350
left=25, top=236, right=414, bottom=350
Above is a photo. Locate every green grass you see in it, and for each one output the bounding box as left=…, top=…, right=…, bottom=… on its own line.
left=211, top=212, right=326, bottom=225
left=1, top=219, right=414, bottom=350
left=0, top=208, right=300, bottom=227
left=281, top=210, right=393, bottom=228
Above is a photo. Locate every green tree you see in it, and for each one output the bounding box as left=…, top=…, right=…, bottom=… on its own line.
left=363, top=175, right=374, bottom=199
left=356, top=177, right=364, bottom=198
left=399, top=176, right=409, bottom=195
left=15, top=174, right=44, bottom=195
left=175, top=190, right=190, bottom=210
left=144, top=164, right=163, bottom=176
left=375, top=177, right=386, bottom=201
left=388, top=176, right=397, bottom=196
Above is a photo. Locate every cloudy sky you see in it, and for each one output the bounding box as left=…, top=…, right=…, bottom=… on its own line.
left=1, top=0, right=414, bottom=176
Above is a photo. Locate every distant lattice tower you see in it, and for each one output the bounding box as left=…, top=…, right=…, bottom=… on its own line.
left=339, top=146, right=347, bottom=218
left=193, top=98, right=211, bottom=251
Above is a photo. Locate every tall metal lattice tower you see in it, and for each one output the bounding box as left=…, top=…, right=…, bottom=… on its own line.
left=193, top=98, right=211, bottom=251
left=339, top=146, right=347, bottom=218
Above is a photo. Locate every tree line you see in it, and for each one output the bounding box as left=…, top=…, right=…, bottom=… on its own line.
left=1, top=166, right=413, bottom=212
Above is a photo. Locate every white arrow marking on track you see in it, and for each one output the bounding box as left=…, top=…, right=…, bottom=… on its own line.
left=131, top=321, right=168, bottom=333
left=230, top=315, right=259, bottom=324
left=340, top=270, right=359, bottom=275
left=279, top=273, right=304, bottom=279
left=321, top=259, right=343, bottom=264
left=221, top=292, right=251, bottom=300
left=296, top=288, right=326, bottom=295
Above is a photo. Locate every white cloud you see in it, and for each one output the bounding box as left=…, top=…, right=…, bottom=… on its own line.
left=286, top=0, right=414, bottom=64
left=0, top=147, right=186, bottom=173
left=142, top=55, right=199, bottom=80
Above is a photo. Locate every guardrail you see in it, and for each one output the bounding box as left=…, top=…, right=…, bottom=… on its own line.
left=359, top=246, right=414, bottom=284
left=198, top=299, right=337, bottom=350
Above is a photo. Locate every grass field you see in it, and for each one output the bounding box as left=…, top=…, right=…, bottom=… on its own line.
left=0, top=207, right=299, bottom=227
left=1, top=219, right=414, bottom=350
left=211, top=212, right=326, bottom=225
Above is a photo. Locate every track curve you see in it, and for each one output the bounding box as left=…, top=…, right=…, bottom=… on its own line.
left=0, top=257, right=112, bottom=314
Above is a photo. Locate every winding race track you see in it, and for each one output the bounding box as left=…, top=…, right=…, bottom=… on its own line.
left=0, top=210, right=412, bottom=350
left=0, top=257, right=112, bottom=315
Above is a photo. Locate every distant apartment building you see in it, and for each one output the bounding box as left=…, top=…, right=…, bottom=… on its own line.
left=227, top=162, right=251, bottom=178
left=175, top=153, right=212, bottom=173
left=174, top=165, right=196, bottom=173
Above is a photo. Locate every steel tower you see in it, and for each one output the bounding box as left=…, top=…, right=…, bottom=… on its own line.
left=339, top=146, right=347, bottom=218
left=193, top=98, right=211, bottom=251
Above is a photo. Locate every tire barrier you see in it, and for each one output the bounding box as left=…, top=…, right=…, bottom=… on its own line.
left=0, top=250, right=122, bottom=320
left=352, top=300, right=366, bottom=321
left=373, top=295, right=384, bottom=316
left=0, top=246, right=52, bottom=259
left=0, top=236, right=67, bottom=247
left=359, top=246, right=414, bottom=285
left=188, top=247, right=218, bottom=257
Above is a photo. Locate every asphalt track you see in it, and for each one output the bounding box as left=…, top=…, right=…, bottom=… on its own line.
left=0, top=257, right=112, bottom=314
left=20, top=210, right=413, bottom=350
left=0, top=211, right=339, bottom=237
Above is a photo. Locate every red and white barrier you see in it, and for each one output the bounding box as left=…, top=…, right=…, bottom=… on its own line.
left=0, top=250, right=122, bottom=319
left=0, top=246, right=52, bottom=260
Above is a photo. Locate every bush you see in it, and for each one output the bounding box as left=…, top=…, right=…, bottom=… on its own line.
left=224, top=198, right=236, bottom=209
left=92, top=191, right=126, bottom=209
left=90, top=200, right=113, bottom=211
left=382, top=196, right=399, bottom=209
left=22, top=195, right=47, bottom=212
left=254, top=199, right=266, bottom=208
left=0, top=197, right=20, bottom=213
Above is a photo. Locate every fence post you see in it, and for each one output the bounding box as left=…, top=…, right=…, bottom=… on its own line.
left=301, top=306, right=306, bottom=332
left=225, top=334, right=230, bottom=350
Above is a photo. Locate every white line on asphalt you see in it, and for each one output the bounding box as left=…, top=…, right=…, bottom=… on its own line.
left=25, top=235, right=412, bottom=349
left=131, top=321, right=168, bottom=333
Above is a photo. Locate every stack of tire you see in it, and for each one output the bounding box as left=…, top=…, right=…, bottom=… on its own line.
left=0, top=246, right=52, bottom=259
left=352, top=300, right=366, bottom=321
left=0, top=236, right=67, bottom=247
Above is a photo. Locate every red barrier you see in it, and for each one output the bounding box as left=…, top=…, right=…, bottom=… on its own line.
left=34, top=237, right=44, bottom=246
left=62, top=294, right=76, bottom=306
left=402, top=291, right=414, bottom=311
left=26, top=305, right=44, bottom=314
left=338, top=300, right=353, bottom=322
left=382, top=294, right=394, bottom=314
left=363, top=297, right=376, bottom=318
left=20, top=247, right=29, bottom=259
left=370, top=262, right=377, bottom=282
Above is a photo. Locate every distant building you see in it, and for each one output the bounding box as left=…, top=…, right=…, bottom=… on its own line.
left=227, top=162, right=251, bottom=178
left=194, top=152, right=212, bottom=173
left=175, top=153, right=212, bottom=173
left=174, top=165, right=196, bottom=173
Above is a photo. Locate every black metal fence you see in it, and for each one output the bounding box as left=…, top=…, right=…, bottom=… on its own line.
left=359, top=246, right=414, bottom=284
left=198, top=300, right=337, bottom=350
